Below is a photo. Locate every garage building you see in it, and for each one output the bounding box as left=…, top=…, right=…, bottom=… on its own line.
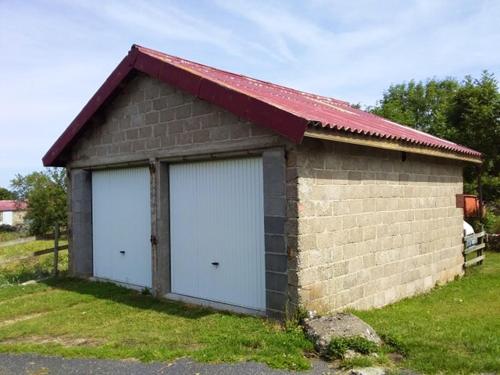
left=43, top=45, right=482, bottom=318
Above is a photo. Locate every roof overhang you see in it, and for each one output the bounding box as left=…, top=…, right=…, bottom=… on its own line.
left=305, top=128, right=482, bottom=164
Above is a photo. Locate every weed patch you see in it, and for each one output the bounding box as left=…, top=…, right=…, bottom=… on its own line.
left=327, top=336, right=378, bottom=360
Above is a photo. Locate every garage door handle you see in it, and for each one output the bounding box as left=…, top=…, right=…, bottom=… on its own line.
left=119, top=250, right=125, bottom=255
left=211, top=262, right=219, bottom=266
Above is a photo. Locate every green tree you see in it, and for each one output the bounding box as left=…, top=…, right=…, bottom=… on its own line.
left=0, top=187, right=15, bottom=200
left=11, top=169, right=67, bottom=236
left=448, top=72, right=500, bottom=200
left=371, top=71, right=500, bottom=203
left=371, top=78, right=460, bottom=136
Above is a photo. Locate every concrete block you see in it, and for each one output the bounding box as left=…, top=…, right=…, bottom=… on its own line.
left=209, top=127, right=230, bottom=141
left=266, top=254, right=287, bottom=273
left=266, top=290, right=287, bottom=314
left=192, top=129, right=210, bottom=143
left=266, top=271, right=288, bottom=292
left=175, top=104, right=192, bottom=120
left=264, top=197, right=286, bottom=217
left=264, top=216, right=286, bottom=235
left=153, top=97, right=168, bottom=110
left=230, top=123, right=251, bottom=139
left=160, top=109, right=175, bottom=123
left=265, top=234, right=286, bottom=254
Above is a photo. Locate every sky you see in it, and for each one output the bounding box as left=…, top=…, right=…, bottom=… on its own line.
left=0, top=0, right=499, bottom=188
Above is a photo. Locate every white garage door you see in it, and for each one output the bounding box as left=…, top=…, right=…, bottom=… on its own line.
left=92, top=167, right=152, bottom=288
left=170, top=158, right=265, bottom=311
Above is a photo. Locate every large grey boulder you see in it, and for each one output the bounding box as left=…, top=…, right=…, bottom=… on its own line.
left=303, top=313, right=382, bottom=355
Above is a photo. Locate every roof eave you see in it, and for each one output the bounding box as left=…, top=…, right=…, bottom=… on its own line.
left=304, top=128, right=483, bottom=164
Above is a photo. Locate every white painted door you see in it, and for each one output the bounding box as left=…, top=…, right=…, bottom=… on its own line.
left=92, top=167, right=152, bottom=288
left=170, top=158, right=265, bottom=311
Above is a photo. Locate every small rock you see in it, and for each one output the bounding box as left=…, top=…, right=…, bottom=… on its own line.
left=349, top=367, right=386, bottom=375
left=387, top=352, right=404, bottom=363
left=307, top=310, right=318, bottom=319
left=303, top=313, right=382, bottom=355
left=21, top=280, right=37, bottom=286
left=343, top=349, right=360, bottom=359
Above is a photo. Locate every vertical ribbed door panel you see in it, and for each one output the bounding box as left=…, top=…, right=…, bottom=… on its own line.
left=170, top=158, right=265, bottom=311
left=92, top=167, right=152, bottom=288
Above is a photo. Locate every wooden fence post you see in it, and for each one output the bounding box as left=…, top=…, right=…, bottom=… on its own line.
left=53, top=223, right=59, bottom=276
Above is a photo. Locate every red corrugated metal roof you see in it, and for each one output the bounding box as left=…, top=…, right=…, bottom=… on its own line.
left=43, top=44, right=481, bottom=166
left=0, top=200, right=27, bottom=212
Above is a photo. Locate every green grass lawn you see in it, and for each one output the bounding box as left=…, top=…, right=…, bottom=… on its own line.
left=0, top=241, right=498, bottom=373
left=0, top=279, right=312, bottom=370
left=0, top=239, right=67, bottom=260
left=354, top=251, right=500, bottom=374
left=0, top=240, right=68, bottom=285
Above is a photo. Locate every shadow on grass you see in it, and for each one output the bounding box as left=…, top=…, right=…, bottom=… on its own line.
left=40, top=277, right=218, bottom=320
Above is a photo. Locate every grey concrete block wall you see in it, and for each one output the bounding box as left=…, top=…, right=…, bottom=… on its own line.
left=66, top=73, right=285, bottom=168
left=69, top=169, right=93, bottom=277
left=292, top=138, right=465, bottom=313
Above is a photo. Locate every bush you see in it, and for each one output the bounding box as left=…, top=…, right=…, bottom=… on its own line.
left=0, top=224, right=16, bottom=232
left=484, top=210, right=500, bottom=234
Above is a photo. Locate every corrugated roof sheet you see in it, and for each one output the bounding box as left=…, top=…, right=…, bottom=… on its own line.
left=42, top=44, right=481, bottom=166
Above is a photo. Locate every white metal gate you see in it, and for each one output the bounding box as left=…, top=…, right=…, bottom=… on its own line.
left=92, top=167, right=152, bottom=288
left=169, top=158, right=265, bottom=311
